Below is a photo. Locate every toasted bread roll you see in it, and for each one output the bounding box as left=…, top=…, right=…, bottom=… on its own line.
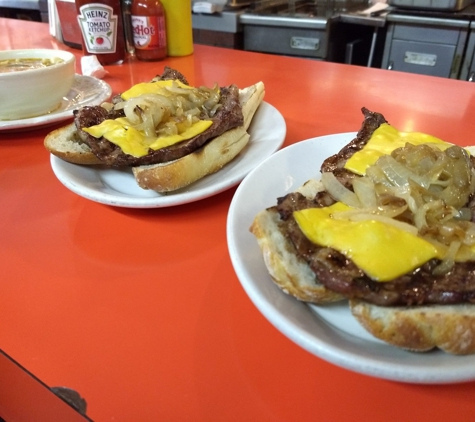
left=133, top=127, right=250, bottom=192
left=350, top=299, right=475, bottom=354
left=133, top=82, right=265, bottom=192
left=44, top=122, right=101, bottom=165
left=250, top=179, right=345, bottom=303
left=241, top=81, right=265, bottom=130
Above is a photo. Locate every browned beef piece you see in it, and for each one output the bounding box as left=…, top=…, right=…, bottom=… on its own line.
left=321, top=107, right=388, bottom=173
left=74, top=105, right=125, bottom=144
left=152, top=66, right=189, bottom=85
left=276, top=190, right=475, bottom=307
left=108, top=66, right=189, bottom=105
left=274, top=108, right=475, bottom=307
left=319, top=108, right=388, bottom=188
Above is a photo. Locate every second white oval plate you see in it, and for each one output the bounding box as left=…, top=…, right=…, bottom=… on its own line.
left=227, top=133, right=475, bottom=384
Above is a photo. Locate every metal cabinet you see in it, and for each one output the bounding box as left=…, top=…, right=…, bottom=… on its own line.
left=0, top=0, right=48, bottom=22
left=240, top=14, right=329, bottom=59
left=460, top=21, right=475, bottom=80
left=381, top=14, right=469, bottom=78
left=192, top=10, right=244, bottom=49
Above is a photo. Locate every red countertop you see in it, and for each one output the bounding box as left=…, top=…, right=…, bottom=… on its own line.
left=2, top=17, right=475, bottom=422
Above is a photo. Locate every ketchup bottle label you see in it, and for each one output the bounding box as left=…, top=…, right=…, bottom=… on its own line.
left=131, top=15, right=166, bottom=50
left=77, top=3, right=118, bottom=54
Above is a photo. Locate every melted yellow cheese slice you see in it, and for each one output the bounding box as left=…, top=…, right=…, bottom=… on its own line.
left=83, top=118, right=213, bottom=157
left=293, top=202, right=440, bottom=281
left=81, top=79, right=215, bottom=157
left=120, top=79, right=192, bottom=100
left=345, top=123, right=452, bottom=175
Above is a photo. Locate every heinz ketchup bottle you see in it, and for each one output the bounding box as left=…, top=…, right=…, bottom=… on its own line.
left=76, top=0, right=126, bottom=65
left=131, top=0, right=167, bottom=61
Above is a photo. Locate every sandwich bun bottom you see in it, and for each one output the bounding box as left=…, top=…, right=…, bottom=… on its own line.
left=351, top=300, right=475, bottom=355
left=133, top=127, right=250, bottom=192
left=44, top=122, right=101, bottom=165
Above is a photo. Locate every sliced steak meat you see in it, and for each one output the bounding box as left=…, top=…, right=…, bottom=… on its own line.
left=273, top=108, right=475, bottom=307
left=312, top=251, right=475, bottom=306
left=74, top=70, right=243, bottom=167
left=74, top=106, right=123, bottom=145
left=151, top=66, right=189, bottom=85
left=320, top=107, right=388, bottom=188
left=321, top=107, right=388, bottom=173
left=276, top=190, right=475, bottom=307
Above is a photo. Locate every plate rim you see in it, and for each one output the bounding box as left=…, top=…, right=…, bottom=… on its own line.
left=0, top=74, right=112, bottom=131
left=227, top=133, right=475, bottom=384
left=50, top=101, right=286, bottom=208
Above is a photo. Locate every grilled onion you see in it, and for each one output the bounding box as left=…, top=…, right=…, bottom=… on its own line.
left=321, top=172, right=361, bottom=208
left=327, top=142, right=475, bottom=274
left=102, top=81, right=221, bottom=138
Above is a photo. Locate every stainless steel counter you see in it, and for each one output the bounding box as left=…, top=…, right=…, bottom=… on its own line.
left=239, top=11, right=329, bottom=58
left=193, top=3, right=475, bottom=78
left=337, top=11, right=387, bottom=27
left=381, top=11, right=470, bottom=77
left=0, top=0, right=42, bottom=8
left=192, top=9, right=245, bottom=33
left=460, top=19, right=475, bottom=79
left=0, top=0, right=47, bottom=22
left=386, top=10, right=471, bottom=26
left=239, top=11, right=328, bottom=29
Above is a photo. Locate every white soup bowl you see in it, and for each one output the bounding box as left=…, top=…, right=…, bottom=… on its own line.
left=0, top=49, right=76, bottom=120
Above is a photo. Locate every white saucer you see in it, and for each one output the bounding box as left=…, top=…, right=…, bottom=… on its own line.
left=0, top=75, right=112, bottom=131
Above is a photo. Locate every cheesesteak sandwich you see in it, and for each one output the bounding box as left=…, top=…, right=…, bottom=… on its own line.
left=251, top=107, right=475, bottom=354
left=45, top=67, right=265, bottom=192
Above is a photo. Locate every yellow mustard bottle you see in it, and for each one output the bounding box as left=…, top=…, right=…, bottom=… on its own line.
left=160, top=0, right=193, bottom=56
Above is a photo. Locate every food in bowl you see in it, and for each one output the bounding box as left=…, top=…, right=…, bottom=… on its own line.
left=0, top=57, right=65, bottom=73
left=0, top=49, right=75, bottom=120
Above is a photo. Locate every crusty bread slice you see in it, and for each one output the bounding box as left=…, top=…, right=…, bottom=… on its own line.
left=241, top=81, right=265, bottom=130
left=44, top=122, right=101, bottom=165
left=350, top=299, right=475, bottom=354
left=250, top=179, right=345, bottom=303
left=133, top=127, right=250, bottom=192
left=132, top=81, right=265, bottom=192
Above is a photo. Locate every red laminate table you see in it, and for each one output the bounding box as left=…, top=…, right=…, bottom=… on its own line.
left=1, top=17, right=475, bottom=422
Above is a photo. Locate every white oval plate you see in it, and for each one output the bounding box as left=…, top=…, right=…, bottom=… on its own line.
left=227, top=133, right=475, bottom=384
left=0, top=75, right=111, bottom=131
left=50, top=102, right=286, bottom=208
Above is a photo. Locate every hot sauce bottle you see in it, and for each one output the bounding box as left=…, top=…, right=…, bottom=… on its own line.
left=131, top=0, right=167, bottom=61
left=76, top=0, right=126, bottom=65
